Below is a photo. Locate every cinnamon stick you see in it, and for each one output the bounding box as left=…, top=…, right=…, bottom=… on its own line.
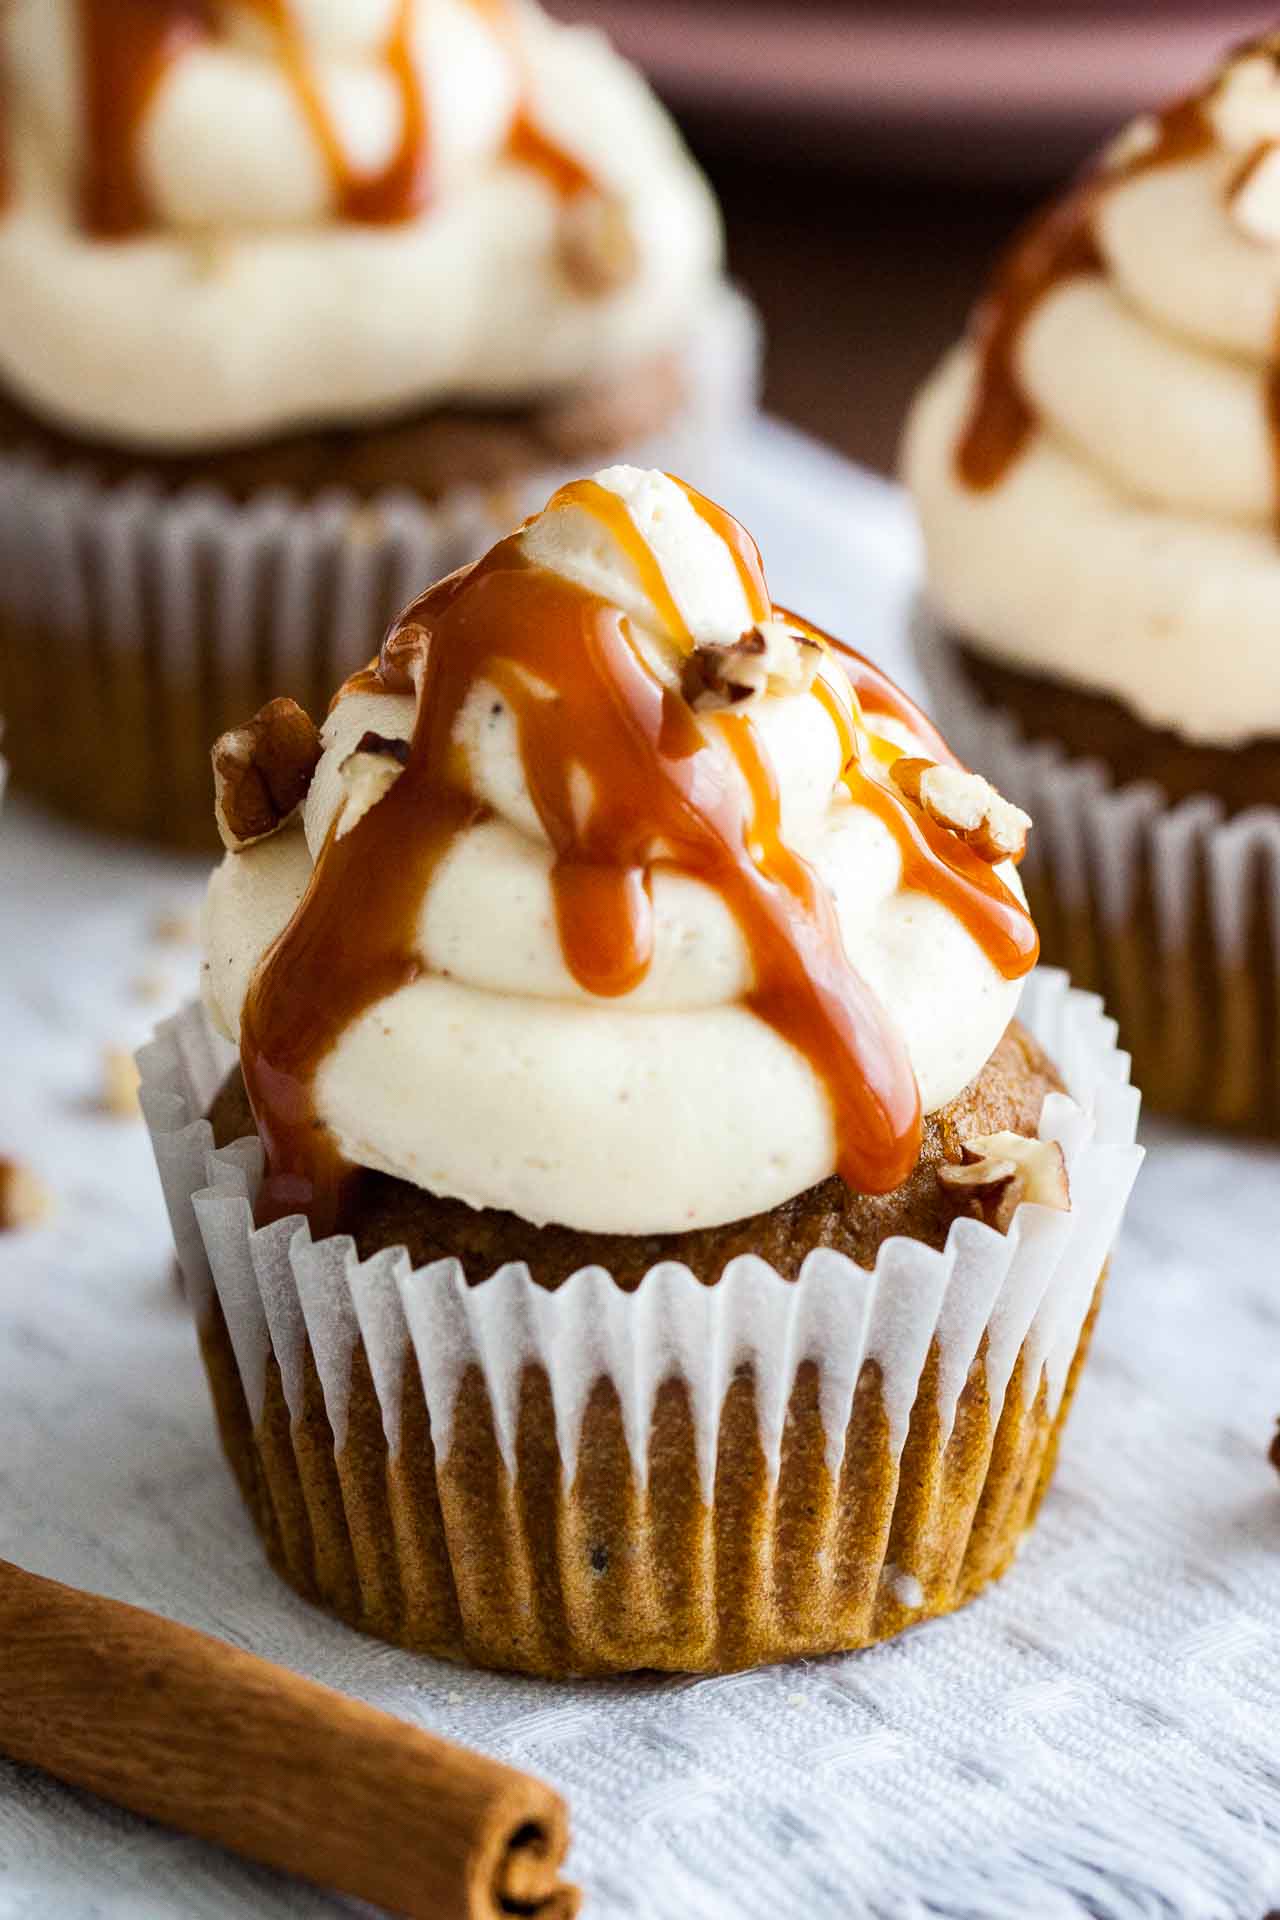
left=0, top=1558, right=579, bottom=1919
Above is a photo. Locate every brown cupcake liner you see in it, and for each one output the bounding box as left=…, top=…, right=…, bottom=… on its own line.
left=138, top=973, right=1142, bottom=1676
left=916, top=610, right=1280, bottom=1136
left=0, top=288, right=759, bottom=850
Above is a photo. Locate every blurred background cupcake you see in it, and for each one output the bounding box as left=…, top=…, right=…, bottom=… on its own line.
left=0, top=0, right=756, bottom=847
left=904, top=35, right=1280, bottom=1137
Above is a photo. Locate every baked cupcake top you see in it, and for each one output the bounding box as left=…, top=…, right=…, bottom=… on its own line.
left=202, top=467, right=1039, bottom=1237
left=0, top=0, right=722, bottom=449
left=904, top=34, right=1280, bottom=747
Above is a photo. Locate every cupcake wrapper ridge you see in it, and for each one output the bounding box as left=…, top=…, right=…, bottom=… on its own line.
left=0, top=287, right=760, bottom=848
left=139, top=972, right=1141, bottom=1675
left=916, top=607, right=1280, bottom=1135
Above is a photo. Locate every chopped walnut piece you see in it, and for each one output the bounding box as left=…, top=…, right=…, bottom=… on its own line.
left=891, top=757, right=1031, bottom=864
left=937, top=1151, right=1022, bottom=1233
left=969, top=1132, right=1070, bottom=1210
left=212, top=697, right=322, bottom=852
left=100, top=1047, right=141, bottom=1119
left=337, top=731, right=410, bottom=839
left=0, top=1156, right=53, bottom=1232
left=558, top=192, right=638, bottom=296
left=683, top=620, right=824, bottom=712
left=939, top=1132, right=1070, bottom=1234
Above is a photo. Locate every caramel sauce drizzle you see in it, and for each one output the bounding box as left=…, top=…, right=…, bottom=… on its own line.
left=77, top=0, right=213, bottom=238
left=241, top=489, right=1038, bottom=1237
left=251, top=0, right=430, bottom=224
left=957, top=93, right=1214, bottom=490
left=73, top=0, right=593, bottom=240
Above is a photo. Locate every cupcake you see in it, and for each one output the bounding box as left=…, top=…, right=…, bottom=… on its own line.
left=0, top=0, right=755, bottom=848
left=904, top=35, right=1280, bottom=1134
left=140, top=466, right=1142, bottom=1676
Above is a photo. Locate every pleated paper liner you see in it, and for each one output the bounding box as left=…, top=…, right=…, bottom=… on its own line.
left=139, top=972, right=1142, bottom=1677
left=916, top=611, right=1280, bottom=1137
left=0, top=288, right=759, bottom=852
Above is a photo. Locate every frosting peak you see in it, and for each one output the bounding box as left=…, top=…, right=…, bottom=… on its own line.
left=905, top=35, right=1280, bottom=746
left=204, top=469, right=1037, bottom=1237
left=0, top=0, right=724, bottom=446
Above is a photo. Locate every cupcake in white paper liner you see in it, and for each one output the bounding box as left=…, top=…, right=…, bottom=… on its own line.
left=0, top=290, right=756, bottom=851
left=915, top=611, right=1280, bottom=1136
left=0, top=0, right=757, bottom=848
left=139, top=971, right=1141, bottom=1676
left=136, top=465, right=1143, bottom=1675
left=901, top=37, right=1280, bottom=1135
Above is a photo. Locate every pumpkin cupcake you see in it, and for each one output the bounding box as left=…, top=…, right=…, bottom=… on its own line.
left=140, top=467, right=1142, bottom=1676
left=0, top=0, right=755, bottom=847
left=905, top=33, right=1280, bottom=1134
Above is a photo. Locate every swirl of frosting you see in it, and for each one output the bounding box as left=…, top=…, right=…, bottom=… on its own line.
left=202, top=467, right=1037, bottom=1238
left=903, top=37, right=1280, bottom=746
left=0, top=0, right=723, bottom=447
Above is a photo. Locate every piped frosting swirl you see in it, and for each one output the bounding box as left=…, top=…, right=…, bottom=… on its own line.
left=905, top=35, right=1280, bottom=746
left=0, top=0, right=723, bottom=447
left=203, top=468, right=1038, bottom=1237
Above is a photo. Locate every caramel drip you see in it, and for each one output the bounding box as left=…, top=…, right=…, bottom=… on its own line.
left=845, top=765, right=1038, bottom=978
left=671, top=477, right=771, bottom=625
left=811, top=645, right=1037, bottom=971
left=249, top=0, right=430, bottom=224
left=957, top=93, right=1214, bottom=490
left=242, top=510, right=1039, bottom=1234
left=76, top=0, right=212, bottom=239
left=73, top=0, right=593, bottom=240
left=546, top=479, right=691, bottom=644
left=505, top=113, right=593, bottom=202
left=791, top=614, right=961, bottom=769
left=1227, top=137, right=1276, bottom=203
left=468, top=0, right=594, bottom=198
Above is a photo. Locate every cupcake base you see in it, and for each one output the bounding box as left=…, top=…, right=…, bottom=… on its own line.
left=0, top=288, right=759, bottom=850
left=138, top=974, right=1142, bottom=1678
left=916, top=616, right=1280, bottom=1137
left=195, top=1274, right=1105, bottom=1677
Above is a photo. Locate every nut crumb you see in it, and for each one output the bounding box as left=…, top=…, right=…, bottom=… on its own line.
left=938, top=1133, right=1069, bottom=1233
left=213, top=697, right=322, bottom=852
left=151, top=908, right=199, bottom=947
left=683, top=620, right=823, bottom=712
left=0, top=1157, right=53, bottom=1232
left=1269, top=1419, right=1280, bottom=1477
left=338, top=730, right=410, bottom=838
left=100, top=1047, right=141, bottom=1119
left=558, top=191, right=638, bottom=296
left=891, top=757, right=1031, bottom=863
left=131, top=972, right=170, bottom=1005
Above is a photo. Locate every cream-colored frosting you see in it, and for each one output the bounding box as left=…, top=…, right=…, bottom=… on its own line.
left=202, top=467, right=1026, bottom=1236
left=0, top=0, right=724, bottom=448
left=904, top=43, right=1280, bottom=746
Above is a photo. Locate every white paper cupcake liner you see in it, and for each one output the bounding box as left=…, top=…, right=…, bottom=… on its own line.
left=0, top=287, right=759, bottom=845
left=137, top=972, right=1141, bottom=1673
left=915, top=606, right=1280, bottom=1132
